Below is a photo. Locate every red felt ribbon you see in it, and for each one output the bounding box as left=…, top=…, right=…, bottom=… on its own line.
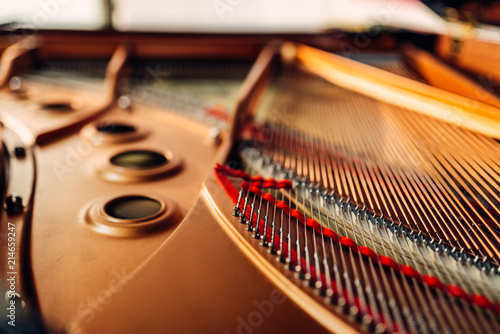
left=214, top=164, right=500, bottom=315
left=277, top=180, right=293, bottom=189
left=262, top=193, right=276, bottom=206
left=264, top=178, right=277, bottom=188
left=276, top=200, right=290, bottom=215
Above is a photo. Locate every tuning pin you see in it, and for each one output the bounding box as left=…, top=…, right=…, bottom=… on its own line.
left=238, top=212, right=246, bottom=224
left=335, top=296, right=347, bottom=313
left=360, top=314, right=374, bottom=332
left=252, top=209, right=262, bottom=239
left=246, top=203, right=256, bottom=232
left=373, top=323, right=387, bottom=334
left=314, top=280, right=323, bottom=292
left=259, top=218, right=268, bottom=246
left=232, top=190, right=242, bottom=216
left=302, top=273, right=313, bottom=287
left=323, top=289, right=336, bottom=305
left=275, top=250, right=285, bottom=263
left=348, top=305, right=360, bottom=322
left=416, top=231, right=423, bottom=245
left=232, top=206, right=240, bottom=216
left=260, top=235, right=268, bottom=247
left=252, top=229, right=260, bottom=239
left=481, top=258, right=491, bottom=275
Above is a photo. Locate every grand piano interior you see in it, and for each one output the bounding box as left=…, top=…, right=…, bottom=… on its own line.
left=0, top=1, right=500, bottom=333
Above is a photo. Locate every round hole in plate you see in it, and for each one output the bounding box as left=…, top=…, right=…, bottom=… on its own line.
left=81, top=119, right=148, bottom=145
left=96, top=122, right=136, bottom=134
left=40, top=100, right=74, bottom=112
left=84, top=194, right=178, bottom=236
left=104, top=196, right=162, bottom=220
left=110, top=150, right=168, bottom=169
left=43, top=101, right=71, bottom=108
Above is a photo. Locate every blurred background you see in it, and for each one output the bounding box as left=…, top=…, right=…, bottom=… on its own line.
left=0, top=0, right=450, bottom=33
left=2, top=1, right=500, bottom=49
